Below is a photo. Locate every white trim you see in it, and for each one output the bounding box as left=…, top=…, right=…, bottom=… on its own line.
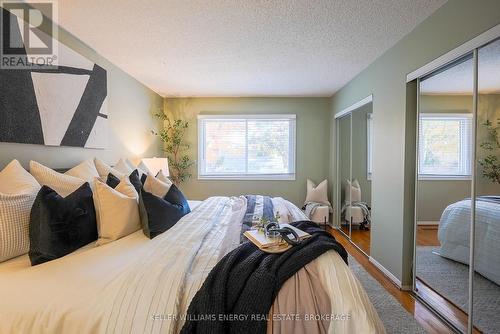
left=418, top=175, right=472, bottom=181
left=406, top=23, right=500, bottom=82
left=417, top=220, right=439, bottom=226
left=369, top=256, right=402, bottom=289
left=198, top=173, right=295, bottom=181
left=197, top=114, right=296, bottom=120
left=335, top=94, right=373, bottom=119
left=419, top=113, right=473, bottom=119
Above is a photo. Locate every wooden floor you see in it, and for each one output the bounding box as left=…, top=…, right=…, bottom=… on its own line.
left=330, top=227, right=455, bottom=334
left=339, top=224, right=371, bottom=255
left=416, top=225, right=440, bottom=246
left=414, top=225, right=481, bottom=333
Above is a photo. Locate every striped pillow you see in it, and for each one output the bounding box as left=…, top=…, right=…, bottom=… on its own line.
left=0, top=160, right=40, bottom=262
left=29, top=161, right=85, bottom=198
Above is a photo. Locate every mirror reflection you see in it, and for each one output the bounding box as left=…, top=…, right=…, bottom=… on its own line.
left=473, top=37, right=500, bottom=334
left=337, top=102, right=373, bottom=255
left=416, top=55, right=473, bottom=328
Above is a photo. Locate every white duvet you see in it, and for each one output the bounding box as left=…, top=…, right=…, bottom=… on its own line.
left=0, top=196, right=384, bottom=334
left=438, top=199, right=500, bottom=285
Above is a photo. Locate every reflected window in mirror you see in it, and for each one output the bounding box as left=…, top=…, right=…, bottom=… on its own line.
left=418, top=113, right=472, bottom=179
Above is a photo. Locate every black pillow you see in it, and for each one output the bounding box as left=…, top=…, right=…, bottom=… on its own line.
left=165, top=184, right=191, bottom=216
left=140, top=173, right=147, bottom=185
left=106, top=173, right=120, bottom=188
left=139, top=184, right=191, bottom=239
left=29, top=183, right=97, bottom=266
left=106, top=170, right=142, bottom=193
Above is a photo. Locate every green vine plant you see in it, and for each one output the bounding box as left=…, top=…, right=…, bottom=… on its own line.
left=478, top=119, right=500, bottom=184
left=151, top=111, right=194, bottom=185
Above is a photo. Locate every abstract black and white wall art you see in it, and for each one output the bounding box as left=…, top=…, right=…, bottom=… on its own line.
left=0, top=8, right=108, bottom=149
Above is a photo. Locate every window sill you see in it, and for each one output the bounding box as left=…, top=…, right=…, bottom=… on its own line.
left=198, top=174, right=296, bottom=181
left=418, top=175, right=472, bottom=181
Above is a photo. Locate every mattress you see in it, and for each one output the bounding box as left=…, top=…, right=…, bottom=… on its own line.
left=0, top=196, right=384, bottom=333
left=438, top=198, right=500, bottom=285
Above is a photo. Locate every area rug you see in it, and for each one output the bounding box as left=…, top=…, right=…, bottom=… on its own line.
left=416, top=246, right=500, bottom=333
left=349, top=255, right=427, bottom=334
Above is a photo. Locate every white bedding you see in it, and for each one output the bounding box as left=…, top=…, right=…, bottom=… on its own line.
left=0, top=196, right=383, bottom=334
left=438, top=199, right=500, bottom=285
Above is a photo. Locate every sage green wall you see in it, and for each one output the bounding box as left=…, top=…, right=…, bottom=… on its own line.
left=0, top=12, right=163, bottom=170
left=330, top=0, right=500, bottom=286
left=164, top=97, right=331, bottom=206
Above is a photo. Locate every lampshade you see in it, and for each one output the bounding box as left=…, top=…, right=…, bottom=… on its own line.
left=140, top=157, right=169, bottom=177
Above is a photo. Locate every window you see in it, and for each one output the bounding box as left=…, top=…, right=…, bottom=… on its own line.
left=418, top=113, right=472, bottom=179
left=198, top=114, right=296, bottom=180
left=367, top=113, right=373, bottom=180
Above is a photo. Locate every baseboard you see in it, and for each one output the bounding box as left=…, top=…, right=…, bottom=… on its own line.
left=369, top=256, right=402, bottom=289
left=417, top=220, right=439, bottom=225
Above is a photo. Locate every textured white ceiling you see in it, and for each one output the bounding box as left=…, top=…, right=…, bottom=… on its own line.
left=421, top=39, right=500, bottom=95
left=56, top=0, right=446, bottom=97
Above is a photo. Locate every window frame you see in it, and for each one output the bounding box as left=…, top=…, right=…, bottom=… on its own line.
left=197, top=114, right=296, bottom=181
left=418, top=113, right=473, bottom=181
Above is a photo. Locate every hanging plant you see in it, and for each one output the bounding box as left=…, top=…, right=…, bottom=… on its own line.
left=478, top=119, right=500, bottom=184
left=151, top=111, right=194, bottom=185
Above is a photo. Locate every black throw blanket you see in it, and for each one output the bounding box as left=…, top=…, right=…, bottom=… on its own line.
left=181, top=220, right=348, bottom=334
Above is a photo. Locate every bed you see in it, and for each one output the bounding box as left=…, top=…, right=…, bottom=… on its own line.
left=438, top=197, right=500, bottom=285
left=0, top=196, right=384, bottom=334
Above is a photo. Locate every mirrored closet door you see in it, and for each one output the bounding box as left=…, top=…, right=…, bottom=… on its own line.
left=414, top=35, right=500, bottom=334
left=336, top=99, right=373, bottom=255
left=473, top=37, right=500, bottom=334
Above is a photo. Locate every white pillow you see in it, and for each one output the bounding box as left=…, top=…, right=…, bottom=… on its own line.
left=0, top=160, right=40, bottom=262
left=143, top=174, right=171, bottom=198
left=345, top=179, right=361, bottom=203
left=94, top=158, right=125, bottom=179
left=0, top=160, right=40, bottom=194
left=114, top=158, right=133, bottom=175
left=93, top=178, right=140, bottom=246
left=136, top=160, right=152, bottom=177
left=156, top=170, right=172, bottom=187
left=29, top=161, right=85, bottom=197
left=65, top=159, right=99, bottom=185
left=305, top=179, right=330, bottom=205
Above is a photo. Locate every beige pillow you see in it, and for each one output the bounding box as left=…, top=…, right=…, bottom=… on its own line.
left=0, top=160, right=40, bottom=194
left=30, top=161, right=85, bottom=197
left=94, top=158, right=125, bottom=179
left=143, top=174, right=171, bottom=198
left=136, top=160, right=152, bottom=177
left=345, top=179, right=361, bottom=203
left=65, top=159, right=99, bottom=185
left=305, top=179, right=330, bottom=205
left=93, top=178, right=140, bottom=246
left=0, top=160, right=41, bottom=262
left=114, top=158, right=133, bottom=175
left=156, top=170, right=172, bottom=187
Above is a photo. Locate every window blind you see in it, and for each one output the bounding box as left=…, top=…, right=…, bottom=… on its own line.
left=418, top=114, right=472, bottom=178
left=198, top=115, right=296, bottom=180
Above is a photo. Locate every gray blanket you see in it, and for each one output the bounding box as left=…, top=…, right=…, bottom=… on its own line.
left=341, top=201, right=371, bottom=224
